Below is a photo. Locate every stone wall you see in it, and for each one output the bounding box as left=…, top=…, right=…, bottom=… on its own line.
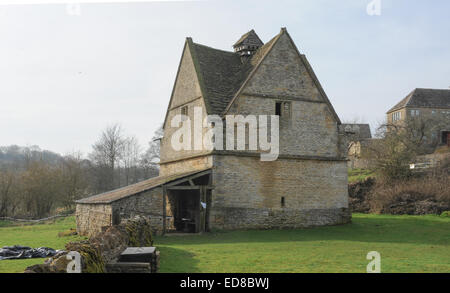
left=160, top=42, right=214, bottom=165
left=243, top=32, right=323, bottom=102
left=77, top=188, right=168, bottom=236
left=76, top=203, right=112, bottom=237
left=161, top=98, right=212, bottom=164
left=160, top=155, right=213, bottom=176
left=209, top=155, right=350, bottom=230
left=228, top=94, right=339, bottom=158
left=111, top=187, right=165, bottom=235
left=226, top=31, right=341, bottom=159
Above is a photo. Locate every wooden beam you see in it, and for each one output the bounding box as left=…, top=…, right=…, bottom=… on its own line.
left=166, top=186, right=201, bottom=190
left=188, top=179, right=195, bottom=186
left=165, top=170, right=212, bottom=187
left=162, top=186, right=167, bottom=236
left=200, top=186, right=207, bottom=233
left=166, top=185, right=215, bottom=190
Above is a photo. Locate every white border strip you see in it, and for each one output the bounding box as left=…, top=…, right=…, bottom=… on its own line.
left=0, top=0, right=197, bottom=5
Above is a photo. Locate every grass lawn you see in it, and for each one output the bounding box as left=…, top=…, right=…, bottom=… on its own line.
left=348, top=169, right=375, bottom=183
left=0, top=214, right=448, bottom=273
left=155, top=214, right=450, bottom=273
left=0, top=217, right=85, bottom=273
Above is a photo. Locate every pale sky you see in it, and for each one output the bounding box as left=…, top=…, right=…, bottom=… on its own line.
left=0, top=0, right=449, bottom=155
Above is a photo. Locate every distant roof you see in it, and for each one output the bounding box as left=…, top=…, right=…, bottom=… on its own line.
left=340, top=124, right=372, bottom=139
left=76, top=168, right=211, bottom=204
left=387, top=88, right=450, bottom=113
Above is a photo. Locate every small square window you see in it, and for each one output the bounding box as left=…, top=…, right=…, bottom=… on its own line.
left=410, top=109, right=420, bottom=117
left=275, top=101, right=291, bottom=117
left=181, top=106, right=188, bottom=116
left=275, top=102, right=282, bottom=116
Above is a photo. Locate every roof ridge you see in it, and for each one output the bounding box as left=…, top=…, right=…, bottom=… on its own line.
left=187, top=38, right=213, bottom=115
left=192, top=42, right=236, bottom=55
left=386, top=89, right=416, bottom=113
left=415, top=87, right=450, bottom=91
left=387, top=87, right=450, bottom=113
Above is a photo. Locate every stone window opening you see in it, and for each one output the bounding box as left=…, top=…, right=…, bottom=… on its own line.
left=392, top=111, right=401, bottom=121
left=410, top=109, right=420, bottom=117
left=275, top=102, right=282, bottom=116
left=181, top=105, right=188, bottom=120
left=275, top=101, right=292, bottom=118
left=281, top=197, right=285, bottom=208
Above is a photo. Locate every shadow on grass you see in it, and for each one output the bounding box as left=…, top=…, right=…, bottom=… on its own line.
left=155, top=215, right=450, bottom=247
left=157, top=246, right=200, bottom=273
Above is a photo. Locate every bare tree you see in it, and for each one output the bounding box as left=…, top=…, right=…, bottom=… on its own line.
left=20, top=161, right=61, bottom=218
left=121, top=136, right=141, bottom=185
left=89, top=124, right=126, bottom=189
left=0, top=170, right=16, bottom=217
left=59, top=152, right=89, bottom=209
left=365, top=114, right=450, bottom=180
left=140, top=126, right=163, bottom=178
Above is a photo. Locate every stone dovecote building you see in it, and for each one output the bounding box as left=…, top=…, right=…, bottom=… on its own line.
left=76, top=28, right=351, bottom=236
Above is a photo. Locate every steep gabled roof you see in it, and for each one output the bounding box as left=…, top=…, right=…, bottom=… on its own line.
left=223, top=28, right=342, bottom=124
left=187, top=33, right=282, bottom=116
left=166, top=28, right=341, bottom=123
left=222, top=30, right=283, bottom=115
left=387, top=88, right=450, bottom=113
left=188, top=40, right=251, bottom=115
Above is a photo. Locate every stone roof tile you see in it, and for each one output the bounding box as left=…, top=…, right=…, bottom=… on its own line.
left=387, top=88, right=450, bottom=113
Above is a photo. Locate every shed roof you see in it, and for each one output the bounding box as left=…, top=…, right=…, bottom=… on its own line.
left=76, top=168, right=211, bottom=204
left=387, top=88, right=450, bottom=113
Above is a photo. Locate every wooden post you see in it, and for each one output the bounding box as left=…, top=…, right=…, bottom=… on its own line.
left=200, top=185, right=207, bottom=233
left=162, top=186, right=167, bottom=236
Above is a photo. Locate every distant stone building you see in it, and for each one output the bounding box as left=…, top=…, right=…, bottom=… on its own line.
left=386, top=88, right=450, bottom=147
left=76, top=28, right=352, bottom=236
left=339, top=124, right=373, bottom=169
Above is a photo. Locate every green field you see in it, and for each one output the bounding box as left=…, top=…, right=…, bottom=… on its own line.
left=0, top=217, right=85, bottom=273
left=156, top=214, right=450, bottom=273
left=0, top=214, right=449, bottom=273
